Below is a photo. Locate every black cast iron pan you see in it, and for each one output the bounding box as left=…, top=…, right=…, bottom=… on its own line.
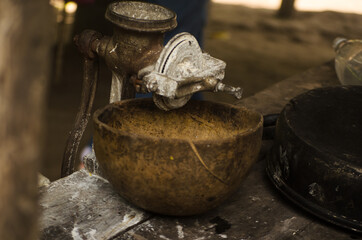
left=266, top=85, right=362, bottom=233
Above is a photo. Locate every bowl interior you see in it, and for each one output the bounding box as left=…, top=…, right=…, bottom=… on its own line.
left=96, top=99, right=262, bottom=141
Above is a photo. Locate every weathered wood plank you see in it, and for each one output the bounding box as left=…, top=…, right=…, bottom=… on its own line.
left=235, top=61, right=339, bottom=115
left=117, top=161, right=353, bottom=240
left=39, top=170, right=150, bottom=240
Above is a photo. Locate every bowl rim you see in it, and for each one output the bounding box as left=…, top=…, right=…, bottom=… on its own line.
left=93, top=98, right=263, bottom=144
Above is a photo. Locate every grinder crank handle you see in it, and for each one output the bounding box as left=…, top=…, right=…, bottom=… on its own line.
left=215, top=82, right=243, bottom=99
left=61, top=30, right=101, bottom=178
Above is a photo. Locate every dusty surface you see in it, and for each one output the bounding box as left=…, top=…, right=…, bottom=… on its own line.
left=39, top=170, right=149, bottom=240
left=42, top=2, right=362, bottom=180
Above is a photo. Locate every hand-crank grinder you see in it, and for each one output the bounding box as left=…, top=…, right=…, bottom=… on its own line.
left=61, top=1, right=243, bottom=177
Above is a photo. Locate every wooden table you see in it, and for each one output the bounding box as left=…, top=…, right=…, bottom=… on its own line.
left=40, top=62, right=360, bottom=239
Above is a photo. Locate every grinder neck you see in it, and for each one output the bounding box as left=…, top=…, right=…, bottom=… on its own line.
left=95, top=1, right=177, bottom=100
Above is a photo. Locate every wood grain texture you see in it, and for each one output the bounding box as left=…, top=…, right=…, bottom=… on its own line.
left=39, top=170, right=150, bottom=240
left=235, top=61, right=339, bottom=115
left=118, top=161, right=353, bottom=240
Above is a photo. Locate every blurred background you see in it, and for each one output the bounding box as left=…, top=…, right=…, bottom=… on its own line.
left=43, top=0, right=362, bottom=180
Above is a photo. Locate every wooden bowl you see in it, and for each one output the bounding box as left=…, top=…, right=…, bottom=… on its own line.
left=93, top=99, right=263, bottom=216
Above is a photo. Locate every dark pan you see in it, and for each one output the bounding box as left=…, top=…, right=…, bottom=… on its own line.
left=267, top=85, right=362, bottom=232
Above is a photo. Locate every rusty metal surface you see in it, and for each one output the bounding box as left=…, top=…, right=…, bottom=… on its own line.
left=96, top=1, right=178, bottom=102
left=96, top=27, right=166, bottom=101
left=61, top=56, right=99, bottom=177
left=61, top=1, right=176, bottom=177
left=93, top=99, right=263, bottom=216
left=105, top=1, right=177, bottom=33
